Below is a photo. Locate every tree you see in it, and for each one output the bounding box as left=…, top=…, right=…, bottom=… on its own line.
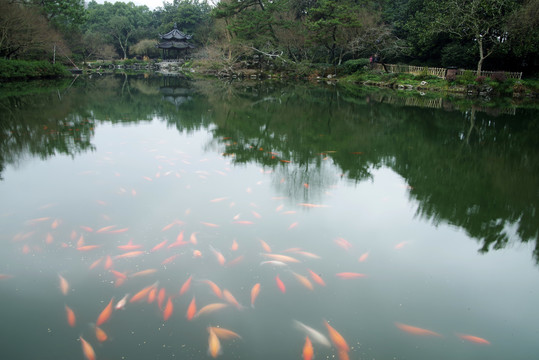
left=0, top=0, right=64, bottom=59
left=416, top=0, right=518, bottom=75
left=84, top=1, right=155, bottom=59
left=131, top=39, right=159, bottom=58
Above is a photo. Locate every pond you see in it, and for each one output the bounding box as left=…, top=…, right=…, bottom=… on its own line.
left=0, top=75, right=538, bottom=360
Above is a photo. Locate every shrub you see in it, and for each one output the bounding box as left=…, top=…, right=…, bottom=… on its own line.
left=341, top=58, right=370, bottom=74
left=0, top=59, right=69, bottom=80
left=475, top=76, right=486, bottom=84
left=490, top=71, right=506, bottom=82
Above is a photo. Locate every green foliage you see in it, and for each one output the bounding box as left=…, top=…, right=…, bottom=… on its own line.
left=0, top=59, right=70, bottom=80
left=341, top=59, right=371, bottom=74
left=455, top=70, right=476, bottom=85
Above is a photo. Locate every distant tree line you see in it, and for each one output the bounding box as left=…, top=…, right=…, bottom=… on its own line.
left=0, top=0, right=537, bottom=74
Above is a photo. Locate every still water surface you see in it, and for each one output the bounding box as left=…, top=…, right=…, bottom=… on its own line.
left=0, top=75, right=538, bottom=360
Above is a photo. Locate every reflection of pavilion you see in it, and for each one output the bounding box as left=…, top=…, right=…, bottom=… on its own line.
left=159, top=75, right=193, bottom=107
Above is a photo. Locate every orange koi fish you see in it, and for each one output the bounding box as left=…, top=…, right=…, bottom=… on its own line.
left=163, top=297, right=174, bottom=321
left=303, top=336, right=314, bottom=360
left=193, top=249, right=202, bottom=258
left=231, top=239, right=239, bottom=251
left=80, top=336, right=96, bottom=360
left=395, top=322, right=442, bottom=337
left=210, top=197, right=228, bottom=202
left=45, top=233, right=54, bottom=244
left=95, top=326, right=108, bottom=342
left=161, top=254, right=179, bottom=265
left=130, top=282, right=158, bottom=303
left=298, top=203, right=328, bottom=208
left=96, top=225, right=116, bottom=233
left=262, top=253, right=301, bottom=263
left=292, top=272, right=314, bottom=290
left=110, top=270, right=127, bottom=280
left=456, top=333, right=490, bottom=344
left=51, top=219, right=60, bottom=229
left=202, top=280, right=222, bottom=298
left=259, top=239, right=272, bottom=252
left=189, top=232, right=198, bottom=245
left=168, top=231, right=186, bottom=249
left=275, top=275, right=286, bottom=293
left=104, top=256, right=113, bottom=270
left=157, top=288, right=166, bottom=309
left=208, top=327, right=222, bottom=358
left=227, top=255, right=244, bottom=266
left=151, top=239, right=168, bottom=252
left=161, top=221, right=178, bottom=232
left=251, top=283, right=261, bottom=308
left=201, top=222, right=219, bottom=228
left=80, top=226, right=94, bottom=232
left=288, top=222, right=299, bottom=230
left=65, top=305, right=76, bottom=327
left=89, top=257, right=103, bottom=270
left=233, top=220, right=254, bottom=225
left=334, top=238, right=352, bottom=250
left=147, top=287, right=157, bottom=303
left=117, top=239, right=141, bottom=250
left=186, top=296, right=196, bottom=321
left=114, top=251, right=144, bottom=259
left=195, top=303, right=229, bottom=318
left=294, top=250, right=321, bottom=259
left=336, top=272, right=366, bottom=279
left=358, top=252, right=369, bottom=262
left=394, top=241, right=409, bottom=249
left=223, top=289, right=242, bottom=309
left=208, top=327, right=242, bottom=340
left=58, top=274, right=69, bottom=295
left=324, top=320, right=349, bottom=353
left=96, top=298, right=114, bottom=326
left=210, top=246, right=226, bottom=265
left=307, top=270, right=326, bottom=286
left=77, top=245, right=101, bottom=251
left=131, top=269, right=157, bottom=277
left=179, top=276, right=192, bottom=296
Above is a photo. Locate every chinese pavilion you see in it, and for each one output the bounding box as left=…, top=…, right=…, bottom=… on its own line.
left=157, top=23, right=195, bottom=60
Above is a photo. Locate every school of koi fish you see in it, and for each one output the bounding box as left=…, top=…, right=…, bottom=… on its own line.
left=0, top=131, right=492, bottom=360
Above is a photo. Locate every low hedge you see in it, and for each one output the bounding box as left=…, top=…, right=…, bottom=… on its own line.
left=0, top=59, right=70, bottom=80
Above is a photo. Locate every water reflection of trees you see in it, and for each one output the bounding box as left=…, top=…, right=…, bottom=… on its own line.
left=193, top=79, right=539, bottom=264
left=0, top=76, right=537, bottom=264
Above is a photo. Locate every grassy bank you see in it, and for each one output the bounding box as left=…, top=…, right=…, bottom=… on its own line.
left=0, top=59, right=70, bottom=81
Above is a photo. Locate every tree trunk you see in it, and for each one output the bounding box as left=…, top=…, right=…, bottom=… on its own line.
left=476, top=36, right=484, bottom=77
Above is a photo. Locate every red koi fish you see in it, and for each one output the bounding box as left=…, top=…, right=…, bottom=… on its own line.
left=307, top=270, right=326, bottom=286
left=275, top=275, right=286, bottom=293
left=324, top=320, right=349, bottom=354
left=58, top=274, right=69, bottom=295
left=95, top=326, right=108, bottom=342
left=208, top=327, right=241, bottom=340
left=65, top=305, right=76, bottom=327
left=117, top=239, right=141, bottom=250
left=456, top=333, right=490, bottom=344
left=163, top=297, right=174, bottom=321
left=96, top=298, right=114, bottom=326
left=207, top=327, right=222, bottom=358
left=151, top=239, right=168, bottom=252
left=251, top=283, right=261, bottom=308
left=202, top=280, right=222, bottom=298
left=336, top=272, right=366, bottom=279
left=179, top=276, right=192, bottom=296
left=303, top=336, right=314, bottom=360
left=168, top=231, right=186, bottom=249
left=130, top=282, right=158, bottom=303
left=80, top=336, right=96, bottom=360
left=395, top=322, right=442, bottom=337
left=186, top=296, right=196, bottom=321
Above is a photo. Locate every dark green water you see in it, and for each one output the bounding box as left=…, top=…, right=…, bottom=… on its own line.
left=0, top=75, right=538, bottom=360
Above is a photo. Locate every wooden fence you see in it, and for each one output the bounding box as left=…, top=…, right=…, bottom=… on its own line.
left=372, top=63, right=522, bottom=80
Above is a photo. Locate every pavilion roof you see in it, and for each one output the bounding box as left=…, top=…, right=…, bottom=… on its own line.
left=159, top=23, right=192, bottom=41
left=157, top=41, right=195, bottom=49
